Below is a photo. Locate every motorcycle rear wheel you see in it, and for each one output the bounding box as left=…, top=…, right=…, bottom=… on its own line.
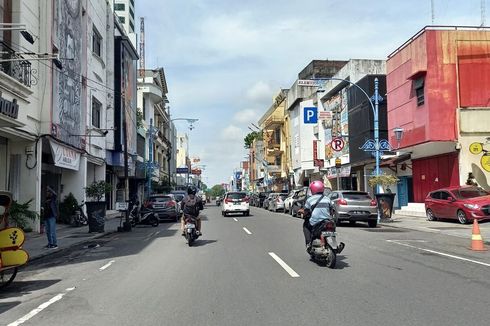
left=325, top=246, right=337, bottom=269
left=186, top=232, right=193, bottom=246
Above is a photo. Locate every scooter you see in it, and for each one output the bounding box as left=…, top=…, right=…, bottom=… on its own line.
left=73, top=201, right=88, bottom=227
left=130, top=201, right=159, bottom=227
left=308, top=219, right=345, bottom=269
left=183, top=214, right=199, bottom=246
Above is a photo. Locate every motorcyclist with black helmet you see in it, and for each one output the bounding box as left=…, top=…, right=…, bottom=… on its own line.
left=180, top=186, right=202, bottom=236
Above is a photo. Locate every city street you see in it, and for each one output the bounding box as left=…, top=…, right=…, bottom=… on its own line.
left=1, top=205, right=490, bottom=326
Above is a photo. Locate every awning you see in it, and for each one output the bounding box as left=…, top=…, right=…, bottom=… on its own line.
left=380, top=153, right=411, bottom=167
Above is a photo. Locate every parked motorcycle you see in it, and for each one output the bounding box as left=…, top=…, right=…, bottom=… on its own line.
left=130, top=201, right=159, bottom=227
left=73, top=201, right=88, bottom=227
left=183, top=215, right=199, bottom=246
left=308, top=219, right=345, bottom=268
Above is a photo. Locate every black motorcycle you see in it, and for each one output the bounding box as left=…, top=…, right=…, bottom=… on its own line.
left=130, top=201, right=159, bottom=227
left=308, top=219, right=345, bottom=268
left=73, top=201, right=88, bottom=227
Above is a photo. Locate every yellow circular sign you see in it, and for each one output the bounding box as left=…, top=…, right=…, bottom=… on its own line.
left=481, top=154, right=490, bottom=172
left=470, top=142, right=483, bottom=155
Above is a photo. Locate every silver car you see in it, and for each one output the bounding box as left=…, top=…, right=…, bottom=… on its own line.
left=268, top=193, right=287, bottom=212
left=328, top=191, right=378, bottom=227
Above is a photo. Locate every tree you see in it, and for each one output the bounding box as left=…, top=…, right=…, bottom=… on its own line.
left=244, top=131, right=261, bottom=149
left=210, top=184, right=226, bottom=198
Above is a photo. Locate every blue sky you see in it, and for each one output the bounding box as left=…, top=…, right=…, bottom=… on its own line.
left=136, top=0, right=487, bottom=186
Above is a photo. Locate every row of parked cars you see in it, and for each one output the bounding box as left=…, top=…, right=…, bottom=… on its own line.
left=143, top=190, right=206, bottom=222
left=250, top=188, right=379, bottom=227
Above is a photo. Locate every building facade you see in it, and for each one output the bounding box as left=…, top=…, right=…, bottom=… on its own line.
left=387, top=26, right=490, bottom=203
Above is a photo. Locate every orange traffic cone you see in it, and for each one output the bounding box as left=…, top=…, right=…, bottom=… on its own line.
left=471, top=219, right=487, bottom=251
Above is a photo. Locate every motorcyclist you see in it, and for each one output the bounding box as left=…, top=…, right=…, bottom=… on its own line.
left=180, top=186, right=202, bottom=236
left=300, top=180, right=333, bottom=253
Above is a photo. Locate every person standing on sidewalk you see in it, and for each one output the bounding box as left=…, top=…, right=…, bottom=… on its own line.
left=44, top=187, right=58, bottom=249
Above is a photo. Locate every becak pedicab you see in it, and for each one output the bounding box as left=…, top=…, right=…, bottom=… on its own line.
left=0, top=191, right=29, bottom=289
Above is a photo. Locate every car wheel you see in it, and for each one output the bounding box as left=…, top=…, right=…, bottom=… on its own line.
left=426, top=209, right=437, bottom=221
left=368, top=220, right=377, bottom=228
left=457, top=210, right=468, bottom=224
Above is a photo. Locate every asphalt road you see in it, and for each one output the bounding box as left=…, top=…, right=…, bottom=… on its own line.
left=2, top=205, right=490, bottom=326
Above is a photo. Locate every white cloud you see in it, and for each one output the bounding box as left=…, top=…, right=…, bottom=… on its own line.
left=233, top=109, right=260, bottom=124
left=246, top=81, right=275, bottom=103
left=221, top=125, right=244, bottom=141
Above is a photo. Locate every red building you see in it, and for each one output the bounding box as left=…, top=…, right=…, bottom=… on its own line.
left=387, top=26, right=490, bottom=203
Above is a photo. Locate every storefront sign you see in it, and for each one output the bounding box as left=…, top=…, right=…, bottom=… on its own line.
left=481, top=154, right=490, bottom=172
left=326, top=165, right=351, bottom=179
left=469, top=142, right=483, bottom=155
left=0, top=97, right=19, bottom=119
left=49, top=140, right=81, bottom=171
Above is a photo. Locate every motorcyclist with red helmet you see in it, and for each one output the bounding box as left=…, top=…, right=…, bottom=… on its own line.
left=301, top=180, right=333, bottom=252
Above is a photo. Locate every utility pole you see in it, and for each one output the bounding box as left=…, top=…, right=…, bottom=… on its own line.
left=139, top=17, right=145, bottom=77
left=147, top=118, right=155, bottom=197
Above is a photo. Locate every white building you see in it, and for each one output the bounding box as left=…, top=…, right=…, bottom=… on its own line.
left=112, top=0, right=137, bottom=47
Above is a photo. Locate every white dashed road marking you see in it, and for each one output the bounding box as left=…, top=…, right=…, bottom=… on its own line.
left=99, top=260, right=116, bottom=271
left=243, top=227, right=252, bottom=235
left=268, top=252, right=300, bottom=278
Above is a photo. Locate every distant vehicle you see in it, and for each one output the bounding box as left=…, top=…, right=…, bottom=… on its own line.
left=425, top=186, right=490, bottom=224
left=291, top=187, right=308, bottom=217
left=269, top=193, right=287, bottom=212
left=262, top=193, right=278, bottom=209
left=258, top=192, right=270, bottom=208
left=222, top=192, right=250, bottom=216
left=284, top=189, right=301, bottom=213
left=147, top=194, right=180, bottom=222
left=328, top=191, right=378, bottom=227
left=216, top=196, right=223, bottom=206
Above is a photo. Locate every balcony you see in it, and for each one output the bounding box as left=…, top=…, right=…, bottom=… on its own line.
left=157, top=130, right=172, bottom=148
left=263, top=116, right=283, bottom=129
left=0, top=41, right=32, bottom=88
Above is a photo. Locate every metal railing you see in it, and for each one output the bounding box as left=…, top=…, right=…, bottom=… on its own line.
left=0, top=40, right=32, bottom=87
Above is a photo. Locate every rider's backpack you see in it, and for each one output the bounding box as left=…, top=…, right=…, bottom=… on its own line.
left=183, top=195, right=199, bottom=217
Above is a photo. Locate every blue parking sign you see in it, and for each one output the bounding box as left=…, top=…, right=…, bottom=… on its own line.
left=304, top=107, right=318, bottom=124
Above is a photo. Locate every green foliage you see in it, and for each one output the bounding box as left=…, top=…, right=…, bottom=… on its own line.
left=368, top=174, right=399, bottom=188
left=244, top=131, right=261, bottom=149
left=85, top=180, right=113, bottom=202
left=210, top=184, right=226, bottom=198
left=136, top=109, right=144, bottom=129
left=59, top=193, right=79, bottom=224
left=9, top=199, right=38, bottom=230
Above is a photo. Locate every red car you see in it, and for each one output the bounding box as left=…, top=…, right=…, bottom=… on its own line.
left=425, top=186, right=490, bottom=224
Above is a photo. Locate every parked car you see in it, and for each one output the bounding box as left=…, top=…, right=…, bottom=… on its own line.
left=146, top=194, right=179, bottom=222
left=263, top=193, right=277, bottom=209
left=425, top=186, right=490, bottom=224
left=258, top=192, right=270, bottom=208
left=284, top=189, right=301, bottom=213
left=170, top=190, right=187, bottom=213
left=328, top=190, right=378, bottom=227
left=269, top=193, right=288, bottom=212
left=250, top=193, right=259, bottom=207
left=291, top=187, right=308, bottom=217
left=222, top=192, right=250, bottom=216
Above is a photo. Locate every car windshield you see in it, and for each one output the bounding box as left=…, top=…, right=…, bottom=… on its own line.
left=227, top=193, right=247, bottom=199
left=455, top=187, right=490, bottom=199
left=342, top=192, right=372, bottom=200
left=173, top=194, right=185, bottom=201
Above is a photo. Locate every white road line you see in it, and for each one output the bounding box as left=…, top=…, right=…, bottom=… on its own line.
left=233, top=218, right=238, bottom=222
left=8, top=288, right=75, bottom=326
left=99, top=260, right=116, bottom=271
left=387, top=240, right=490, bottom=267
left=268, top=252, right=300, bottom=278
left=242, top=227, right=252, bottom=235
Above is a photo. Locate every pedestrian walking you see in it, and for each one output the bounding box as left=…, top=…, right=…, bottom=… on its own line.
left=44, top=186, right=58, bottom=249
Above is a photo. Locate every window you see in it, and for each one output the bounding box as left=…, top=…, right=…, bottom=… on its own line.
left=414, top=77, right=425, bottom=106
left=439, top=191, right=450, bottom=200
left=142, top=97, right=146, bottom=119
left=91, top=97, right=102, bottom=128
left=129, top=7, right=134, bottom=19
left=129, top=20, right=134, bottom=32
left=92, top=25, right=102, bottom=57
left=114, top=3, right=125, bottom=11
left=274, top=155, right=281, bottom=166
left=130, top=0, right=135, bottom=7
left=274, top=128, right=281, bottom=144
left=118, top=16, right=125, bottom=24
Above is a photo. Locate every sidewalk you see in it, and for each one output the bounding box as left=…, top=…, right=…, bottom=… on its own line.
left=22, top=210, right=124, bottom=261
left=380, top=213, right=490, bottom=243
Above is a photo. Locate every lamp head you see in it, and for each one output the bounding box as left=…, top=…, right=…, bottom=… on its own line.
left=393, top=127, right=404, bottom=142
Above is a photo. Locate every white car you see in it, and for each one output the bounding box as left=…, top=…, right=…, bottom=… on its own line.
left=284, top=190, right=300, bottom=213
left=222, top=192, right=250, bottom=216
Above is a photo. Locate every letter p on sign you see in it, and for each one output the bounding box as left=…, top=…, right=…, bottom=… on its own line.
left=303, top=107, right=318, bottom=124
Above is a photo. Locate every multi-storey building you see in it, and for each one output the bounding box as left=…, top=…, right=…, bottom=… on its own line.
left=387, top=26, right=490, bottom=205
left=112, top=0, right=136, bottom=43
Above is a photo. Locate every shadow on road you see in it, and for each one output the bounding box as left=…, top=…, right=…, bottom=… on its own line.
left=0, top=279, right=61, bottom=299
left=193, top=239, right=218, bottom=247
left=0, top=300, right=21, bottom=314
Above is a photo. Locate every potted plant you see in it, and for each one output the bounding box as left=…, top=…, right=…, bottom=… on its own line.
left=9, top=199, right=38, bottom=231
left=59, top=193, right=79, bottom=226
left=368, top=174, right=399, bottom=220
left=85, top=180, right=113, bottom=233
